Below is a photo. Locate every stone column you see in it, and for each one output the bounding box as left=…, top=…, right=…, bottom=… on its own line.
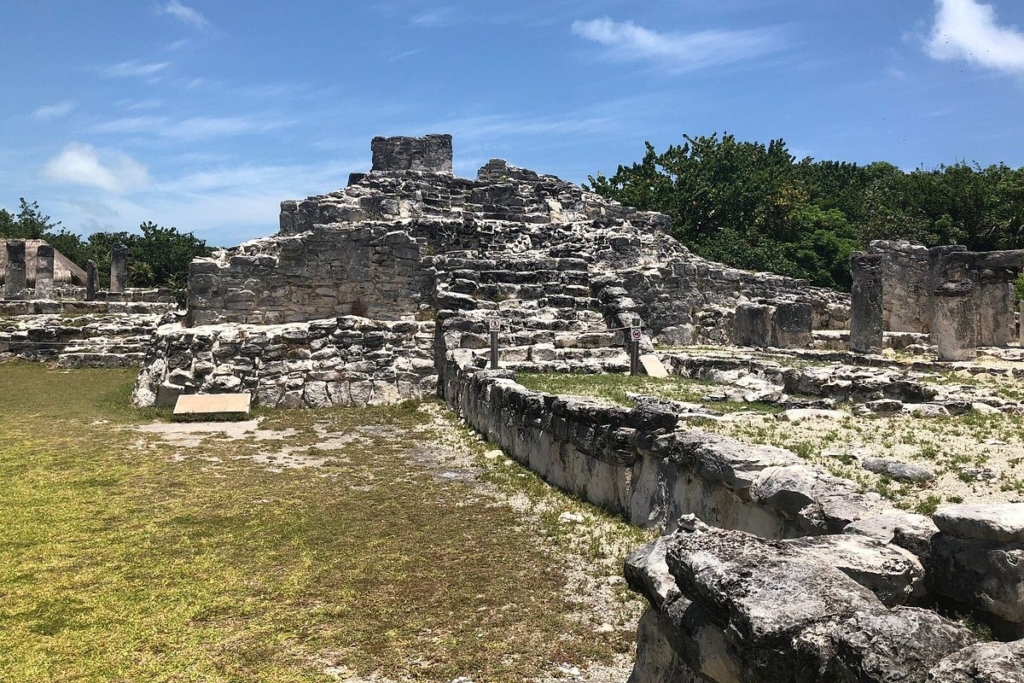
left=932, top=253, right=977, bottom=361
left=974, top=271, right=1016, bottom=347
left=86, top=260, right=98, bottom=301
left=4, top=240, right=27, bottom=300
left=110, top=243, right=128, bottom=293
left=34, top=244, right=55, bottom=299
left=849, top=252, right=883, bottom=354
left=771, top=301, right=813, bottom=349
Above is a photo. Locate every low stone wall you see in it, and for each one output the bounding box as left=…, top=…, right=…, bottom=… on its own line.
left=0, top=313, right=166, bottom=365
left=441, top=351, right=887, bottom=536
left=132, top=316, right=436, bottom=409
left=439, top=350, right=1024, bottom=678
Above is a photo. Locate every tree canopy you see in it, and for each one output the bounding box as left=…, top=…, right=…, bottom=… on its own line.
left=587, top=134, right=1024, bottom=290
left=0, top=199, right=212, bottom=299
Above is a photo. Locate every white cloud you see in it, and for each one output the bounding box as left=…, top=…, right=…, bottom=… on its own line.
left=88, top=115, right=293, bottom=140
left=410, top=8, right=456, bottom=27
left=926, top=0, right=1024, bottom=74
left=42, top=143, right=151, bottom=193
left=100, top=60, right=170, bottom=78
left=161, top=115, right=293, bottom=140
left=31, top=101, right=75, bottom=120
left=161, top=1, right=208, bottom=28
left=571, top=17, right=784, bottom=71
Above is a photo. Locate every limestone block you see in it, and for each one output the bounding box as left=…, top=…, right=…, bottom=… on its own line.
left=371, top=134, right=453, bottom=173
left=733, top=303, right=773, bottom=348
left=627, top=608, right=706, bottom=683
left=664, top=524, right=882, bottom=680
left=826, top=607, right=975, bottom=681
left=929, top=507, right=1024, bottom=634
left=786, top=534, right=925, bottom=606
left=771, top=301, right=812, bottom=349
left=928, top=640, right=1024, bottom=682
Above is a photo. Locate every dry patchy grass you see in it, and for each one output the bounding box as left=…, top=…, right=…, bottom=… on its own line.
left=0, top=362, right=646, bottom=682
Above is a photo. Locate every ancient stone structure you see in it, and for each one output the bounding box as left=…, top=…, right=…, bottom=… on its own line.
left=110, top=244, right=129, bottom=293
left=732, top=301, right=812, bottom=349
left=0, top=239, right=87, bottom=290
left=86, top=260, right=98, bottom=301
left=370, top=133, right=453, bottom=173
left=124, top=135, right=1024, bottom=678
left=871, top=240, right=932, bottom=333
left=133, top=316, right=436, bottom=409
left=4, top=239, right=27, bottom=299
left=849, top=252, right=884, bottom=353
left=182, top=135, right=848, bottom=339
left=853, top=240, right=1024, bottom=359
left=34, top=245, right=55, bottom=299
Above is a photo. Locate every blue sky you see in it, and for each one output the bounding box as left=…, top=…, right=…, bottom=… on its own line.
left=2, top=0, right=1024, bottom=247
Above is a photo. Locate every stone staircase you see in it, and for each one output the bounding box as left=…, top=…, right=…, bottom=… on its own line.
left=433, top=250, right=630, bottom=373
left=0, top=313, right=165, bottom=367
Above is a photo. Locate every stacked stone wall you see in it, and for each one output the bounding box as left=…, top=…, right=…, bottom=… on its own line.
left=187, top=225, right=434, bottom=326
left=132, top=316, right=436, bottom=409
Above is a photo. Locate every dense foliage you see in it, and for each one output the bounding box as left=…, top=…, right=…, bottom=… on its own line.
left=0, top=199, right=212, bottom=297
left=587, top=134, right=1024, bottom=290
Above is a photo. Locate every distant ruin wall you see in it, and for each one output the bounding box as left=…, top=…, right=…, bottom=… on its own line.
left=187, top=225, right=434, bottom=326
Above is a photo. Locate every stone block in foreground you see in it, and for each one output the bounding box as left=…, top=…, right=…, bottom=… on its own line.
left=929, top=503, right=1024, bottom=638
left=626, top=521, right=980, bottom=683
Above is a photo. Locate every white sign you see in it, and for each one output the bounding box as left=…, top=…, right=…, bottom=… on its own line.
left=630, top=327, right=642, bottom=342
left=489, top=319, right=502, bottom=332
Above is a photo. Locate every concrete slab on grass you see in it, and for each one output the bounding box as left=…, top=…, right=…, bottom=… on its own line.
left=639, top=354, right=669, bottom=378
left=173, top=393, right=251, bottom=420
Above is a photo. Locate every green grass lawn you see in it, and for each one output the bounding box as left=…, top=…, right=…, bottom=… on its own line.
left=0, top=362, right=645, bottom=682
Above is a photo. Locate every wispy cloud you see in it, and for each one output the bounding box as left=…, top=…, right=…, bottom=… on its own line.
left=161, top=0, right=209, bottom=28
left=161, top=116, right=293, bottom=140
left=410, top=7, right=456, bottom=27
left=88, top=115, right=294, bottom=141
left=100, top=60, right=170, bottom=78
left=926, top=0, right=1024, bottom=74
left=31, top=101, right=75, bottom=120
left=571, top=17, right=785, bottom=71
left=42, top=143, right=151, bottom=193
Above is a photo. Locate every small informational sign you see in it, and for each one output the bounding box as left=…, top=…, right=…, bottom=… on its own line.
left=489, top=319, right=502, bottom=332
left=630, top=326, right=642, bottom=342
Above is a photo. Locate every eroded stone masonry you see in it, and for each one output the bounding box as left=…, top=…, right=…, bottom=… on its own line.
left=129, top=136, right=1024, bottom=682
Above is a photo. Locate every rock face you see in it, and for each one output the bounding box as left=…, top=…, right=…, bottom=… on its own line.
left=928, top=504, right=1024, bottom=638
left=626, top=521, right=983, bottom=683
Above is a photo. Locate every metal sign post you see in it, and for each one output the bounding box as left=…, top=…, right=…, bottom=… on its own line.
left=489, top=319, right=501, bottom=369
left=629, top=323, right=642, bottom=376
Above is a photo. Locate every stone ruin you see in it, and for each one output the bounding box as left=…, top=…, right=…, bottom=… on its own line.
left=850, top=240, right=1024, bottom=360
left=135, top=133, right=847, bottom=408
left=0, top=239, right=179, bottom=367
left=122, top=135, right=1024, bottom=681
